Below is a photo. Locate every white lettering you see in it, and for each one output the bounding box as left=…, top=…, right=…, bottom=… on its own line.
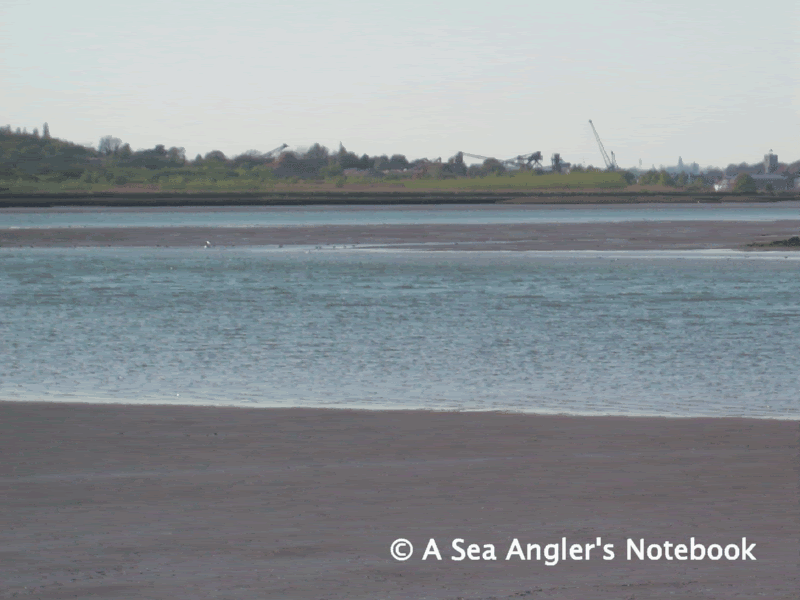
left=663, top=541, right=674, bottom=560
left=569, top=543, right=583, bottom=560
left=724, top=544, right=739, bottom=560
left=506, top=538, right=525, bottom=561
left=627, top=538, right=645, bottom=560
left=647, top=544, right=662, bottom=560
left=527, top=543, right=541, bottom=561
left=674, top=544, right=687, bottom=560
left=422, top=538, right=441, bottom=561
left=544, top=543, right=559, bottom=566
left=467, top=543, right=481, bottom=560
left=742, top=538, right=757, bottom=560
left=690, top=537, right=705, bottom=560
left=451, top=538, right=466, bottom=561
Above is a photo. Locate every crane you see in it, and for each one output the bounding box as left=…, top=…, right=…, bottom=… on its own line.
left=588, top=120, right=617, bottom=171
left=461, top=151, right=543, bottom=169
left=509, top=151, right=543, bottom=168
left=265, top=143, right=289, bottom=158
left=461, top=152, right=500, bottom=162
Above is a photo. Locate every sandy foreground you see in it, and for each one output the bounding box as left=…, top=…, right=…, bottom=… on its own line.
left=1, top=220, right=800, bottom=250
left=0, top=402, right=797, bottom=600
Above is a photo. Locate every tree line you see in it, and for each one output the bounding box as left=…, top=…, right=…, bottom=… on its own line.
left=14, top=124, right=787, bottom=190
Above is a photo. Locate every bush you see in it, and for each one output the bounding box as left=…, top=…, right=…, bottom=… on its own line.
left=114, top=175, right=128, bottom=185
left=657, top=171, right=675, bottom=186
left=320, top=164, right=344, bottom=178
left=335, top=176, right=346, bottom=188
left=732, top=173, right=756, bottom=193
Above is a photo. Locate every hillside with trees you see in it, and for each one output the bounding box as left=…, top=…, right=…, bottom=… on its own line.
left=2, top=124, right=770, bottom=195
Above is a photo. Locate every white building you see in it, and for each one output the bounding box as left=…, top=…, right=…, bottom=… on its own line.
left=714, top=173, right=793, bottom=192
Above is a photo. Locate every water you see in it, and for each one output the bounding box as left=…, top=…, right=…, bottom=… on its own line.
left=2, top=202, right=800, bottom=229
left=2, top=247, right=798, bottom=418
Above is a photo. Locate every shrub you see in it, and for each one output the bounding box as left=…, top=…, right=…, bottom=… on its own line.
left=732, top=173, right=756, bottom=193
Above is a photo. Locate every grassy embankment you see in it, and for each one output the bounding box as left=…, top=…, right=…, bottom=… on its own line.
left=2, top=169, right=634, bottom=194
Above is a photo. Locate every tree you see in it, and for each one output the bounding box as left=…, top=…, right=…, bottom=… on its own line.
left=732, top=173, right=756, bottom=193
left=167, top=147, right=185, bottom=164
left=99, top=135, right=122, bottom=155
left=481, top=158, right=506, bottom=176
left=304, top=143, right=329, bottom=162
left=302, top=143, right=329, bottom=173
left=389, top=154, right=409, bottom=170
left=43, top=122, right=50, bottom=139
left=657, top=170, right=675, bottom=186
left=443, top=152, right=467, bottom=176
left=334, top=147, right=361, bottom=170
left=372, top=155, right=389, bottom=171
left=119, top=143, right=133, bottom=159
left=204, top=150, right=227, bottom=162
left=33, top=128, right=39, bottom=138
left=637, top=170, right=658, bottom=185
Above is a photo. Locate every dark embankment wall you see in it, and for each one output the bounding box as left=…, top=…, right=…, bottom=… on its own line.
left=1, top=191, right=799, bottom=207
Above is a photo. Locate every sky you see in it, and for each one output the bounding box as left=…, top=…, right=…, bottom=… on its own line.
left=1, top=0, right=798, bottom=169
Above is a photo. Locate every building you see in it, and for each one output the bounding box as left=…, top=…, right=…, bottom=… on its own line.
left=714, top=173, right=794, bottom=192
left=713, top=152, right=797, bottom=191
left=764, top=150, right=778, bottom=174
left=751, top=174, right=792, bottom=191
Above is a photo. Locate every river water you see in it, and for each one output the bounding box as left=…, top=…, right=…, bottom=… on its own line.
left=1, top=246, right=798, bottom=418
left=2, top=201, right=800, bottom=228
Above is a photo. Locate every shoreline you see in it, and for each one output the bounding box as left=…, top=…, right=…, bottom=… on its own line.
left=1, top=191, right=799, bottom=208
left=1, top=401, right=797, bottom=599
left=3, top=219, right=800, bottom=250
left=2, top=396, right=798, bottom=420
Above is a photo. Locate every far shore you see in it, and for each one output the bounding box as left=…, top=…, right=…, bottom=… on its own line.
left=2, top=219, right=800, bottom=251
left=0, top=401, right=796, bottom=600
left=1, top=189, right=799, bottom=208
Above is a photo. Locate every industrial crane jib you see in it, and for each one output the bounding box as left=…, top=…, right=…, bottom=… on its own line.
left=588, top=120, right=618, bottom=171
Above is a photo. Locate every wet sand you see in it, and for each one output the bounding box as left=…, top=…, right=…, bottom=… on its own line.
left=1, top=402, right=797, bottom=599
left=2, top=219, right=800, bottom=250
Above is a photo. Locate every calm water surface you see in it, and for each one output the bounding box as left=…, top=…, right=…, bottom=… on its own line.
left=2, top=247, right=798, bottom=418
left=2, top=202, right=800, bottom=228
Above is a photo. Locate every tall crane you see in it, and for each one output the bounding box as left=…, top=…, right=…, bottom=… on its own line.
left=461, top=152, right=500, bottom=162
left=588, top=120, right=617, bottom=171
left=461, top=151, right=543, bottom=168
left=265, top=143, right=289, bottom=158
left=510, top=151, right=543, bottom=168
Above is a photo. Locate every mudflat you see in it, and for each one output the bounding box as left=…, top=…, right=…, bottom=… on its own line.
left=1, top=402, right=796, bottom=599
left=2, top=219, right=800, bottom=250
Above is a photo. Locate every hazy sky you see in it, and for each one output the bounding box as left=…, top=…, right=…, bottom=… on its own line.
left=2, top=0, right=798, bottom=168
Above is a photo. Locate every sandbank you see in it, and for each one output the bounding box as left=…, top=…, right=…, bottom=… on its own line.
left=1, top=402, right=796, bottom=599
left=2, top=219, right=800, bottom=250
